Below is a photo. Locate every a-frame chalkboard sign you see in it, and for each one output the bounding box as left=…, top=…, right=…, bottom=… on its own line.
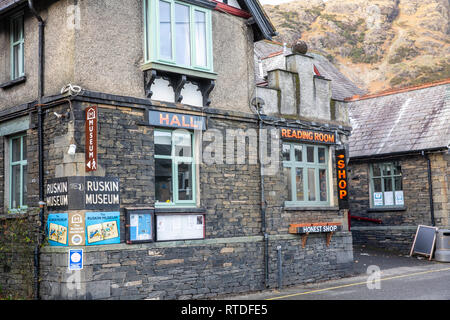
left=410, top=225, right=438, bottom=261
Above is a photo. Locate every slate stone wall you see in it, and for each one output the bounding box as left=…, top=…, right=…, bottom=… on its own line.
left=348, top=154, right=449, bottom=253
left=1, top=101, right=353, bottom=299
left=40, top=233, right=353, bottom=300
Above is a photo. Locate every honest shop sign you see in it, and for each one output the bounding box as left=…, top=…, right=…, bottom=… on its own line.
left=85, top=106, right=98, bottom=172
left=335, top=149, right=349, bottom=209
left=289, top=223, right=342, bottom=234
left=281, top=127, right=337, bottom=145
left=148, top=110, right=206, bottom=130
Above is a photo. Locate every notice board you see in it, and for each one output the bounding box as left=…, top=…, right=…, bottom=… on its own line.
left=156, top=214, right=205, bottom=241
left=410, top=225, right=438, bottom=260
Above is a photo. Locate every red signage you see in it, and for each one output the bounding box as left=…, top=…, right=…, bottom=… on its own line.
left=85, top=106, right=98, bottom=172
left=281, top=127, right=336, bottom=145
left=335, top=149, right=349, bottom=209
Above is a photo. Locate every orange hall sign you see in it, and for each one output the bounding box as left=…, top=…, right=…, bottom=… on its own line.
left=280, top=127, right=337, bottom=145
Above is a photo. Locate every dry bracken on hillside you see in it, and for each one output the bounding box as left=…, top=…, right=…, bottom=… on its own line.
left=264, top=0, right=450, bottom=93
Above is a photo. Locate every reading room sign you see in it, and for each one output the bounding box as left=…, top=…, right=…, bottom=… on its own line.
left=281, top=127, right=337, bottom=145
left=148, top=110, right=206, bottom=130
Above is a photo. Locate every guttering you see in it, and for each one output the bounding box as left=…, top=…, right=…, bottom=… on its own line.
left=28, top=0, right=45, bottom=301
left=349, top=147, right=448, bottom=163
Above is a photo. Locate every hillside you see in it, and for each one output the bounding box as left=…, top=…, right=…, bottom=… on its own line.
left=263, top=0, right=450, bottom=93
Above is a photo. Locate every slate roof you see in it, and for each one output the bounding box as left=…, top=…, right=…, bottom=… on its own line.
left=347, top=79, right=450, bottom=159
left=0, top=0, right=26, bottom=13
left=254, top=40, right=366, bottom=101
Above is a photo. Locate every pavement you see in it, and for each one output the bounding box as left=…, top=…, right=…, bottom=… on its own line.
left=219, top=245, right=450, bottom=300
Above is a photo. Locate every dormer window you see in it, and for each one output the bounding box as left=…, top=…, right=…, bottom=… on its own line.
left=144, top=0, right=214, bottom=74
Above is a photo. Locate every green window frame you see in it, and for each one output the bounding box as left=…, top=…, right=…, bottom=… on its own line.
left=10, top=12, right=25, bottom=80
left=9, top=133, right=27, bottom=211
left=154, top=129, right=197, bottom=207
left=143, top=0, right=214, bottom=73
left=370, top=162, right=404, bottom=208
left=282, top=143, right=330, bottom=207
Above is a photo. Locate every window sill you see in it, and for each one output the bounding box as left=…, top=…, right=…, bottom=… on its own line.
left=0, top=76, right=26, bottom=89
left=155, top=207, right=207, bottom=215
left=142, top=61, right=217, bottom=80
left=368, top=207, right=407, bottom=212
left=284, top=206, right=340, bottom=211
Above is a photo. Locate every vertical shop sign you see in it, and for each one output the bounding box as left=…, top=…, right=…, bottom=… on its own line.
left=85, top=106, right=98, bottom=172
left=335, top=149, right=349, bottom=209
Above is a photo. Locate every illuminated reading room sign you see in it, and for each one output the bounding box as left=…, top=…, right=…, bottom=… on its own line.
left=281, top=127, right=337, bottom=145
left=148, top=110, right=206, bottom=130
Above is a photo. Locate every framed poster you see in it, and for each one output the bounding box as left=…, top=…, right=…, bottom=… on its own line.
left=156, top=214, right=205, bottom=241
left=125, top=208, right=155, bottom=244
left=47, top=213, right=69, bottom=247
left=85, top=212, right=120, bottom=246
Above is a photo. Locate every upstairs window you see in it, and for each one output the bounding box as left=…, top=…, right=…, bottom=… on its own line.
left=10, top=13, right=24, bottom=80
left=144, top=0, right=213, bottom=73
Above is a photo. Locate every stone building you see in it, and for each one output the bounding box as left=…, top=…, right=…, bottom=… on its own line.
left=1, top=0, right=355, bottom=299
left=346, top=79, right=450, bottom=253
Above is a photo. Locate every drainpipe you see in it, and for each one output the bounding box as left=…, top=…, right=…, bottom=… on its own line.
left=257, top=110, right=269, bottom=288
left=423, top=152, right=436, bottom=226
left=28, top=0, right=45, bottom=300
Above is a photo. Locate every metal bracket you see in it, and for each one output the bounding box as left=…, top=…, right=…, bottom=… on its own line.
left=168, top=74, right=187, bottom=103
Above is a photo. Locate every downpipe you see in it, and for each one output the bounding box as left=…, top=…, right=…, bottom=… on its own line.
left=423, top=152, right=436, bottom=226
left=258, top=115, right=269, bottom=288
left=29, top=0, right=45, bottom=300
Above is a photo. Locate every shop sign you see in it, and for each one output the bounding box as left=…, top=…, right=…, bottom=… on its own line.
left=281, top=127, right=337, bottom=145
left=289, top=223, right=342, bottom=234
left=85, top=212, right=120, bottom=246
left=85, top=106, right=98, bottom=172
left=148, top=110, right=206, bottom=130
left=335, top=149, right=349, bottom=209
left=85, top=177, right=120, bottom=211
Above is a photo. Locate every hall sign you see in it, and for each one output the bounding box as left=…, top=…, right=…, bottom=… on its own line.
left=46, top=177, right=120, bottom=211
left=281, top=127, right=337, bottom=145
left=335, top=149, right=349, bottom=209
left=148, top=110, right=206, bottom=130
left=289, top=222, right=342, bottom=234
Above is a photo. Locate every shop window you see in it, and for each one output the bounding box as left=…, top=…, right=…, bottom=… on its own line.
left=10, top=12, right=25, bottom=81
left=155, top=129, right=196, bottom=207
left=283, top=143, right=329, bottom=206
left=8, top=133, right=27, bottom=211
left=144, top=0, right=213, bottom=73
left=370, top=162, right=404, bottom=207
